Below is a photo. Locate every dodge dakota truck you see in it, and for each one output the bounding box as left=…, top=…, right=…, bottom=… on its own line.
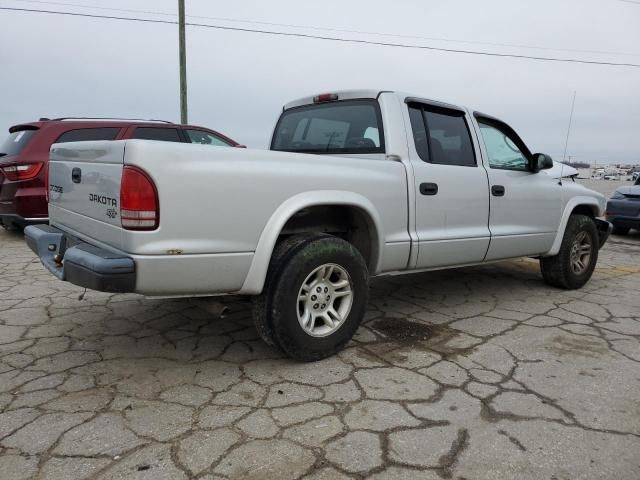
left=25, top=90, right=611, bottom=361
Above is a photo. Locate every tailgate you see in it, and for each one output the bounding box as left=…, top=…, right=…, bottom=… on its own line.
left=48, top=140, right=125, bottom=250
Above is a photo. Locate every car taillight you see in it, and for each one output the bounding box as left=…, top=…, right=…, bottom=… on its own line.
left=1, top=163, right=43, bottom=181
left=120, top=166, right=159, bottom=230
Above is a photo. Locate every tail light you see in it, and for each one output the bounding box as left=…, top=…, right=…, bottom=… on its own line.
left=120, top=166, right=159, bottom=230
left=1, top=163, right=43, bottom=181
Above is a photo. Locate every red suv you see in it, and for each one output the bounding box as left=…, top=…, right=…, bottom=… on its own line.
left=0, top=118, right=240, bottom=229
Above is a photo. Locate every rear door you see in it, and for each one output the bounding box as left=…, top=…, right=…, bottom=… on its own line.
left=48, top=141, right=125, bottom=249
left=407, top=102, right=491, bottom=268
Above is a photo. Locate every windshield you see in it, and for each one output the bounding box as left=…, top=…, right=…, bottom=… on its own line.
left=271, top=99, right=385, bottom=154
left=0, top=128, right=37, bottom=159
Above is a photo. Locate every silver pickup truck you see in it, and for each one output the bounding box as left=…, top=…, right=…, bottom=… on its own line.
left=26, top=89, right=611, bottom=361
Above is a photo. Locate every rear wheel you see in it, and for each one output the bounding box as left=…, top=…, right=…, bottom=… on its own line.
left=612, top=225, right=630, bottom=236
left=540, top=214, right=599, bottom=289
left=252, top=233, right=318, bottom=349
left=253, top=234, right=369, bottom=361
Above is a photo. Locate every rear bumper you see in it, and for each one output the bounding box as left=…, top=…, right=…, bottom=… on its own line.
left=595, top=219, right=613, bottom=248
left=24, top=224, right=136, bottom=293
left=0, top=214, right=48, bottom=229
left=0, top=184, right=48, bottom=222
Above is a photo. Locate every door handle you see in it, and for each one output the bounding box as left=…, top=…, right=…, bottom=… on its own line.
left=420, top=182, right=438, bottom=196
left=491, top=185, right=505, bottom=197
left=71, top=167, right=82, bottom=184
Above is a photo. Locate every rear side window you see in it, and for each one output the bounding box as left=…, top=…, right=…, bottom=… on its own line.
left=56, top=128, right=120, bottom=143
left=408, top=104, right=476, bottom=167
left=131, top=127, right=182, bottom=142
left=272, top=99, right=385, bottom=154
left=0, top=129, right=38, bottom=157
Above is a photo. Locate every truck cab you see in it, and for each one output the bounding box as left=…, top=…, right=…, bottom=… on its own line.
left=270, top=90, right=608, bottom=267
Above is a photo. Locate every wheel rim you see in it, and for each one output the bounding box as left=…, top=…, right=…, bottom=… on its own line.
left=297, top=263, right=354, bottom=337
left=569, top=230, right=592, bottom=275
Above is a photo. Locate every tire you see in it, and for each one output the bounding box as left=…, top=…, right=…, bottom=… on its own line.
left=252, top=233, right=319, bottom=349
left=253, top=233, right=369, bottom=361
left=612, top=225, right=630, bottom=236
left=540, top=214, right=599, bottom=289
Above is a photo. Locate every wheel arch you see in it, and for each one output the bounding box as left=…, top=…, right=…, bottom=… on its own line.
left=544, top=197, right=601, bottom=257
left=238, top=191, right=383, bottom=295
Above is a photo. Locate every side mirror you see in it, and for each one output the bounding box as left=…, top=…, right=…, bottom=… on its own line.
left=532, top=153, right=553, bottom=172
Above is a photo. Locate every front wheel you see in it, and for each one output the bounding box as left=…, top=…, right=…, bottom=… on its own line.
left=254, top=234, right=369, bottom=361
left=540, top=214, right=599, bottom=289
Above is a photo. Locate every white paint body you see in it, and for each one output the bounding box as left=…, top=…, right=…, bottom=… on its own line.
left=47, top=90, right=606, bottom=296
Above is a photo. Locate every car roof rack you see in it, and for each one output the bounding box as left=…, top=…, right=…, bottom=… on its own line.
left=51, top=117, right=174, bottom=123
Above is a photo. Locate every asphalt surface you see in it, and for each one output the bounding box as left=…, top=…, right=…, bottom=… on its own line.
left=1, top=178, right=639, bottom=479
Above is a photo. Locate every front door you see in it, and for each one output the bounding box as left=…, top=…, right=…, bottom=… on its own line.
left=475, top=117, right=563, bottom=260
left=407, top=103, right=491, bottom=268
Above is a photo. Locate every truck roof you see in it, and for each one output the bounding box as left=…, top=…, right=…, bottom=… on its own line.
left=283, top=89, right=467, bottom=113
left=283, top=89, right=385, bottom=110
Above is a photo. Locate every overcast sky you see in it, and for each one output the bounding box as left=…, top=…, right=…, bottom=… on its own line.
left=1, top=0, right=639, bottom=164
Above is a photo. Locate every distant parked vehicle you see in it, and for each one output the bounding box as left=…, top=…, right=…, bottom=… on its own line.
left=0, top=118, right=241, bottom=230
left=542, top=162, right=578, bottom=180
left=607, top=175, right=640, bottom=235
left=603, top=174, right=619, bottom=180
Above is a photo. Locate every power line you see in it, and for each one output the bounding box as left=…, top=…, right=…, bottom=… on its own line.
left=10, top=0, right=640, bottom=57
left=2, top=6, right=640, bottom=68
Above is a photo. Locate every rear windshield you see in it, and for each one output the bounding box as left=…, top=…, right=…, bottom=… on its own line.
left=271, top=99, right=385, bottom=154
left=0, top=129, right=37, bottom=158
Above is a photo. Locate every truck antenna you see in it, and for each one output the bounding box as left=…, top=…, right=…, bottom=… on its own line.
left=560, top=91, right=577, bottom=185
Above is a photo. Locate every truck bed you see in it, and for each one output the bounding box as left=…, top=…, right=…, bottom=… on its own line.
left=47, top=140, right=411, bottom=295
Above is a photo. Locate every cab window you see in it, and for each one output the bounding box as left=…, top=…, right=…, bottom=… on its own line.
left=408, top=104, right=476, bottom=167
left=272, top=99, right=384, bottom=154
left=478, top=121, right=528, bottom=171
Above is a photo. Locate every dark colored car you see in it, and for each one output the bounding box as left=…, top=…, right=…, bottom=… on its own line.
left=606, top=175, right=640, bottom=235
left=0, top=118, right=241, bottom=229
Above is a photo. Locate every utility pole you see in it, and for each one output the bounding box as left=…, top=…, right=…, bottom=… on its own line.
left=178, top=0, right=188, bottom=124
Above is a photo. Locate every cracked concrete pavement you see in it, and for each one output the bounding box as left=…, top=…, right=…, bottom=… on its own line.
left=1, top=216, right=639, bottom=478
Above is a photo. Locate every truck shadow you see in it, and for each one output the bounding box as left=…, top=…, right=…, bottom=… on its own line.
left=33, top=254, right=635, bottom=402
left=610, top=230, right=640, bottom=242
left=72, top=259, right=546, bottom=366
